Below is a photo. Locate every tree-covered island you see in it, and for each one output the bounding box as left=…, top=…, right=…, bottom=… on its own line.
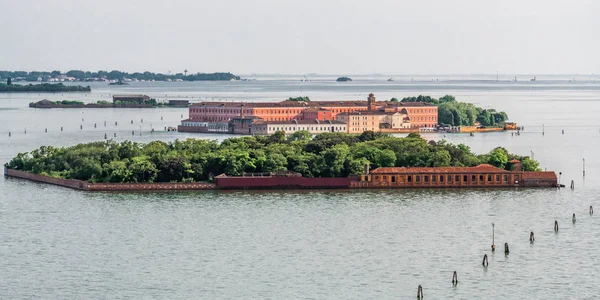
left=0, top=70, right=240, bottom=82
left=0, top=82, right=91, bottom=93
left=6, top=132, right=539, bottom=183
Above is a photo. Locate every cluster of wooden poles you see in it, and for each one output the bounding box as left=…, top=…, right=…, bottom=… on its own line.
left=416, top=205, right=594, bottom=299
left=5, top=116, right=181, bottom=138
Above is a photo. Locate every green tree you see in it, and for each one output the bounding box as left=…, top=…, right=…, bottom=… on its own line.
left=521, top=157, right=541, bottom=171
left=287, top=130, right=312, bottom=142
left=488, top=147, right=509, bottom=169
left=263, top=153, right=288, bottom=172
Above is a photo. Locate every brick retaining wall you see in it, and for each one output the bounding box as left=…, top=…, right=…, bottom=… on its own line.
left=87, top=182, right=216, bottom=191
left=4, top=168, right=88, bottom=190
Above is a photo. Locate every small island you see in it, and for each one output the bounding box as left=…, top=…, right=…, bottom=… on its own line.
left=29, top=94, right=189, bottom=108
left=4, top=131, right=557, bottom=191
left=0, top=81, right=91, bottom=93
left=336, top=77, right=353, bottom=82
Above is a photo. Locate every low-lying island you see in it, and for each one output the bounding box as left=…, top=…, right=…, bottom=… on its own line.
left=5, top=163, right=557, bottom=191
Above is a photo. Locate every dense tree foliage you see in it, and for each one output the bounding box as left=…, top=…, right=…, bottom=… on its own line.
left=287, top=96, right=310, bottom=102
left=396, top=94, right=508, bottom=127
left=6, top=132, right=540, bottom=183
left=0, top=83, right=91, bottom=93
left=0, top=70, right=240, bottom=82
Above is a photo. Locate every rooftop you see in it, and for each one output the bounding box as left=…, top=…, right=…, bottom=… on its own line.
left=371, top=164, right=511, bottom=174
left=112, top=94, right=149, bottom=98
left=191, top=100, right=436, bottom=108
left=521, top=171, right=557, bottom=180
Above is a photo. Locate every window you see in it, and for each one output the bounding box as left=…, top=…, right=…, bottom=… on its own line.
left=439, top=175, right=444, bottom=183
left=424, top=175, right=429, bottom=183
left=503, top=175, right=508, bottom=182
left=383, top=176, right=387, bottom=181
left=391, top=176, right=396, bottom=183
left=463, top=175, right=468, bottom=182
left=479, top=175, right=484, bottom=183
left=488, top=175, right=492, bottom=182
left=496, top=175, right=500, bottom=182
left=471, top=175, right=476, bottom=182
left=375, top=176, right=380, bottom=181
left=416, top=176, right=421, bottom=183
left=448, top=175, right=453, bottom=182
left=407, top=175, right=412, bottom=183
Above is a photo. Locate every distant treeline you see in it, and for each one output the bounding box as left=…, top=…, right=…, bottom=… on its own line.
left=0, top=70, right=240, bottom=82
left=390, top=95, right=509, bottom=127
left=0, top=83, right=91, bottom=93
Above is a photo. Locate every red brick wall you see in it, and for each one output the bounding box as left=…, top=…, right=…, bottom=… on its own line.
left=4, top=168, right=88, bottom=190
left=216, top=176, right=351, bottom=189
left=88, top=182, right=216, bottom=191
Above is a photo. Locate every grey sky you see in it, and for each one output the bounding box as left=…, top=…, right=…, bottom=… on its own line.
left=1, top=0, right=598, bottom=74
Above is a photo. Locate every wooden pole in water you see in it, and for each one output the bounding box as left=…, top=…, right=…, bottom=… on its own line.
left=504, top=243, right=509, bottom=255
left=530, top=231, right=535, bottom=242
left=452, top=271, right=458, bottom=285
left=417, top=285, right=423, bottom=299
left=583, top=158, right=585, bottom=177
left=491, top=223, right=496, bottom=252
left=573, top=213, right=576, bottom=223
left=482, top=254, right=489, bottom=267
left=554, top=220, right=559, bottom=232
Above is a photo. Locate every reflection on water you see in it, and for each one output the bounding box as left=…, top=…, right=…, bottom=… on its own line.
left=1, top=80, right=599, bottom=299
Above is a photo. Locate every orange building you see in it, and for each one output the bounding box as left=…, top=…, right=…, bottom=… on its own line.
left=186, top=94, right=437, bottom=128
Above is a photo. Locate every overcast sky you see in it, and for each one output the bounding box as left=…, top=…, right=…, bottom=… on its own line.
left=1, top=0, right=598, bottom=74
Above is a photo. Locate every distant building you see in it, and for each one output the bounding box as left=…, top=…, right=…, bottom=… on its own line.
left=168, top=100, right=190, bottom=107
left=112, top=94, right=151, bottom=104
left=180, top=93, right=437, bottom=134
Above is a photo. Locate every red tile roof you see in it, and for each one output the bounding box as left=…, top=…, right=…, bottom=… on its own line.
left=371, top=164, right=510, bottom=174
left=191, top=100, right=437, bottom=108
left=509, top=159, right=521, bottom=163
left=521, top=172, right=557, bottom=180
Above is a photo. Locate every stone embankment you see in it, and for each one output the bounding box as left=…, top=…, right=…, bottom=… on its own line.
left=4, top=168, right=216, bottom=191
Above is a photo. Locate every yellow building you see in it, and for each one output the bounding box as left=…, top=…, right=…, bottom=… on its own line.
left=336, top=110, right=411, bottom=134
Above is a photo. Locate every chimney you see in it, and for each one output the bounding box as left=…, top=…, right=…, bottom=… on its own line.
left=509, top=159, right=522, bottom=171
left=364, top=163, right=370, bottom=175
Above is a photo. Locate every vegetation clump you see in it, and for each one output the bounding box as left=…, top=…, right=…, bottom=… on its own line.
left=6, top=132, right=540, bottom=183
left=53, top=100, right=85, bottom=105
left=287, top=96, right=310, bottom=102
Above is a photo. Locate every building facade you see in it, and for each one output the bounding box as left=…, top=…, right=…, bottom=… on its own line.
left=359, top=164, right=557, bottom=188
left=250, top=120, right=347, bottom=135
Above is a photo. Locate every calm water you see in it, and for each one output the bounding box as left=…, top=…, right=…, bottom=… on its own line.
left=1, top=78, right=600, bottom=299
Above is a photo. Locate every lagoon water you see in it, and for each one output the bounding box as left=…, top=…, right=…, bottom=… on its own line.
left=1, top=76, right=600, bottom=299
